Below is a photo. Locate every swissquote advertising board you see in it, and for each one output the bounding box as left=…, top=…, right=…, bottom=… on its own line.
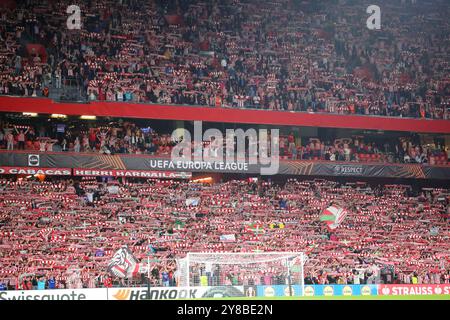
left=0, top=288, right=107, bottom=300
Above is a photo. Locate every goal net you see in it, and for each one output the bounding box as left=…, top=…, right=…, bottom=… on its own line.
left=176, top=252, right=306, bottom=296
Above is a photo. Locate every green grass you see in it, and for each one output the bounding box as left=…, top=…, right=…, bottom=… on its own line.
left=188, top=294, right=449, bottom=300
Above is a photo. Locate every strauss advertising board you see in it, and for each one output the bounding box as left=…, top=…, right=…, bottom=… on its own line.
left=378, top=284, right=450, bottom=296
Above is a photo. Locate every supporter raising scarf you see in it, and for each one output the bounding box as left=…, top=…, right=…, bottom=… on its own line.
left=39, top=227, right=53, bottom=241
left=320, top=206, right=348, bottom=230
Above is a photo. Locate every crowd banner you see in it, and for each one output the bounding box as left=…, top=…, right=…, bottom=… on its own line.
left=378, top=284, right=450, bottom=296
left=0, top=166, right=71, bottom=176
left=1, top=151, right=449, bottom=179
left=73, top=168, right=192, bottom=179
left=0, top=288, right=107, bottom=300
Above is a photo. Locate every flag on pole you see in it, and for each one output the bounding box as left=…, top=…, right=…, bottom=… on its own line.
left=320, top=206, right=348, bottom=230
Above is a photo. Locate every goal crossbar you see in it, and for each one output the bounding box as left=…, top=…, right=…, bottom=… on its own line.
left=184, top=252, right=306, bottom=265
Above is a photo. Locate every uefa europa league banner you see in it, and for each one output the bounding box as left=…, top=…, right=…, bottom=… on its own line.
left=0, top=152, right=449, bottom=179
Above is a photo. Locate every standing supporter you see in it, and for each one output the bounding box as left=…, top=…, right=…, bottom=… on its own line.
left=22, top=277, right=32, bottom=290
left=37, top=277, right=46, bottom=290
left=5, top=130, right=14, bottom=150
left=39, top=139, right=46, bottom=152
left=89, top=129, right=97, bottom=151
left=288, top=132, right=296, bottom=155
left=47, top=277, right=56, bottom=290
left=103, top=275, right=112, bottom=288
left=30, top=276, right=37, bottom=290
left=88, top=276, right=96, bottom=289
left=14, top=127, right=28, bottom=150
left=161, top=270, right=170, bottom=287
left=74, top=137, right=81, bottom=152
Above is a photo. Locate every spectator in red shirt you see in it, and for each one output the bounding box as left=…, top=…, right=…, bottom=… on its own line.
left=103, top=275, right=112, bottom=288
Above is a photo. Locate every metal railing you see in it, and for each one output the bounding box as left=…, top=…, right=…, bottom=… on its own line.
left=49, top=78, right=87, bottom=103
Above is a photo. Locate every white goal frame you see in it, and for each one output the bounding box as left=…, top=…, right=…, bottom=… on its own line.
left=177, top=252, right=306, bottom=296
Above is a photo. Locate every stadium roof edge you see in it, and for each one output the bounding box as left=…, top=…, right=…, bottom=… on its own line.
left=0, top=96, right=449, bottom=134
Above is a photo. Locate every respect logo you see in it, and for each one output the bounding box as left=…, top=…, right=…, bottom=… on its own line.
left=333, top=165, right=364, bottom=175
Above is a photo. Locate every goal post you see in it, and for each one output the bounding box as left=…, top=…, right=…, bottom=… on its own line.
left=176, top=252, right=306, bottom=297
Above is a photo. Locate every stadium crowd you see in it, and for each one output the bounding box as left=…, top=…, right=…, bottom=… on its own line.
left=0, top=120, right=176, bottom=156
left=0, top=0, right=449, bottom=119
left=0, top=177, right=448, bottom=289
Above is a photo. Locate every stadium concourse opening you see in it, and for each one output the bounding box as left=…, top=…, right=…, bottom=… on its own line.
left=0, top=113, right=448, bottom=167
left=0, top=0, right=449, bottom=304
